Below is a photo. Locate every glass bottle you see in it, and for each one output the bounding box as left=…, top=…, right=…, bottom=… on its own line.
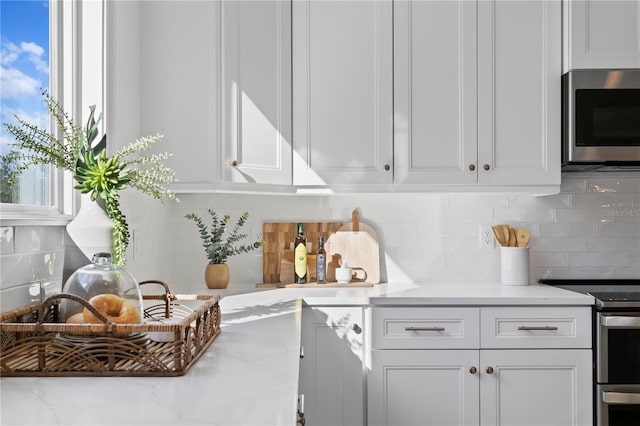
left=294, top=223, right=307, bottom=284
left=316, top=236, right=327, bottom=284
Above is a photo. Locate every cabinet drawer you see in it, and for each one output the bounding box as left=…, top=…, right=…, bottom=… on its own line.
left=480, top=307, right=592, bottom=349
left=372, top=307, right=480, bottom=349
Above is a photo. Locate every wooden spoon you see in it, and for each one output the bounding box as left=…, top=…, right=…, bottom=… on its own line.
left=516, top=228, right=530, bottom=247
left=491, top=225, right=506, bottom=247
left=508, top=227, right=516, bottom=247
left=500, top=224, right=510, bottom=246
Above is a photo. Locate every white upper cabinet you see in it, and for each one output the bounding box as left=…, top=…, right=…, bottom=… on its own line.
left=136, top=1, right=221, bottom=192
left=477, top=0, right=561, bottom=186
left=394, top=0, right=478, bottom=185
left=292, top=0, right=393, bottom=186
left=221, top=1, right=292, bottom=185
left=565, top=0, right=640, bottom=70
left=395, top=0, right=560, bottom=188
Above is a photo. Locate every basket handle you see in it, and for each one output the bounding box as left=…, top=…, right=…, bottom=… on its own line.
left=139, top=280, right=175, bottom=319
left=37, top=293, right=114, bottom=331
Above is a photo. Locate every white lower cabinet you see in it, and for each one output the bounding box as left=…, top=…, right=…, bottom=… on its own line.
left=298, top=306, right=364, bottom=426
left=369, top=349, right=480, bottom=425
left=480, top=349, right=592, bottom=426
left=368, top=306, right=593, bottom=426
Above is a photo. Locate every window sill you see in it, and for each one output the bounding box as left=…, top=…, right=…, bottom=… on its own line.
left=0, top=205, right=72, bottom=227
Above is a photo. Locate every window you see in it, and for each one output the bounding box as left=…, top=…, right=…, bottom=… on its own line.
left=0, top=0, right=52, bottom=207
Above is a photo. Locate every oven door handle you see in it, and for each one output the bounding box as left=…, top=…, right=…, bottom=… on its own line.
left=600, top=316, right=640, bottom=328
left=602, top=391, right=640, bottom=405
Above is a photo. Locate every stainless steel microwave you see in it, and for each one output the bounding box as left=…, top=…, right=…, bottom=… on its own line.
left=562, top=69, right=640, bottom=171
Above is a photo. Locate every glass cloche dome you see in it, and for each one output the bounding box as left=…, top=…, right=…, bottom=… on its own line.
left=60, top=252, right=143, bottom=325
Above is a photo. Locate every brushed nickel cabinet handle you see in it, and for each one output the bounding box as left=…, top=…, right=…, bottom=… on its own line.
left=229, top=160, right=238, bottom=167
left=517, top=326, right=559, bottom=331
left=468, top=164, right=476, bottom=171
left=483, top=164, right=490, bottom=171
left=469, top=366, right=477, bottom=374
left=404, top=326, right=446, bottom=332
left=384, top=164, right=391, bottom=171
left=486, top=366, right=494, bottom=374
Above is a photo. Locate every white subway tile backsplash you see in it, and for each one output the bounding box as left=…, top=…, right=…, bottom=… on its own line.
left=599, top=223, right=640, bottom=238
left=530, top=252, right=568, bottom=267
left=448, top=194, right=509, bottom=209
left=1, top=227, right=14, bottom=254
left=119, top=175, right=640, bottom=290
left=584, top=238, right=640, bottom=252
left=560, top=177, right=587, bottom=193
left=568, top=252, right=628, bottom=267
left=614, top=268, right=640, bottom=279
left=530, top=238, right=584, bottom=252
left=573, top=193, right=634, bottom=209
left=509, top=193, right=572, bottom=209
left=494, top=208, right=555, bottom=223
left=539, top=223, right=598, bottom=237
left=14, top=226, right=64, bottom=253
left=588, top=177, right=640, bottom=193
left=540, top=267, right=613, bottom=279
left=5, top=173, right=640, bottom=296
left=556, top=208, right=614, bottom=223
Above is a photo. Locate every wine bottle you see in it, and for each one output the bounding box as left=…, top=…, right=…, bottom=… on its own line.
left=294, top=223, right=307, bottom=283
left=316, top=236, right=326, bottom=284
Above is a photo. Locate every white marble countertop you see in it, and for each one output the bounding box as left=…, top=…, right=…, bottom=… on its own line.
left=0, top=282, right=593, bottom=426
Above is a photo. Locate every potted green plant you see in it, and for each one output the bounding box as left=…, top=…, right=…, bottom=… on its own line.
left=2, top=91, right=178, bottom=265
left=185, top=210, right=263, bottom=289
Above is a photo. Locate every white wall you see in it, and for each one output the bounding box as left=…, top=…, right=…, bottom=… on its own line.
left=114, top=174, right=639, bottom=293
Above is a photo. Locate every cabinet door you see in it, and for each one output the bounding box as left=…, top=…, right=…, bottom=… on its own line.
left=480, top=349, right=593, bottom=426
left=394, top=0, right=478, bottom=185
left=298, top=306, right=364, bottom=426
left=221, top=1, right=292, bottom=185
left=292, top=0, right=393, bottom=186
left=368, top=350, right=480, bottom=426
left=477, top=0, right=561, bottom=186
left=566, top=0, right=640, bottom=70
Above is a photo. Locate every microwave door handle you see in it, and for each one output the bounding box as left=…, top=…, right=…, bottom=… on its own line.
left=600, top=316, right=640, bottom=328
left=602, top=391, right=640, bottom=405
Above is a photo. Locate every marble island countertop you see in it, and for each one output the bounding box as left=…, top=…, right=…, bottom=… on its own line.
left=0, top=282, right=594, bottom=426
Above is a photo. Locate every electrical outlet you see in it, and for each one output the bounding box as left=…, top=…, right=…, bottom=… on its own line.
left=479, top=226, right=495, bottom=249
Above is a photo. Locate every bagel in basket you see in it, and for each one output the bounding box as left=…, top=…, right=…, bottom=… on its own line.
left=82, top=294, right=141, bottom=325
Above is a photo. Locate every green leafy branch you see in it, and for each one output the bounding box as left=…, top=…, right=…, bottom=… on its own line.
left=2, top=91, right=179, bottom=265
left=185, top=210, right=263, bottom=264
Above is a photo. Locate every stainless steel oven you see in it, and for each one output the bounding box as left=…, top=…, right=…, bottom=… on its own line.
left=596, top=311, right=640, bottom=425
left=597, top=384, right=640, bottom=426
left=540, top=280, right=640, bottom=426
left=562, top=69, right=640, bottom=171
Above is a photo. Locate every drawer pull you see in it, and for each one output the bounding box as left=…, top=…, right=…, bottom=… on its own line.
left=405, top=326, right=445, bottom=332
left=517, top=326, right=559, bottom=331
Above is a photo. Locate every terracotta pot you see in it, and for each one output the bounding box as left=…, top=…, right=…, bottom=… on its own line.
left=204, top=263, right=230, bottom=289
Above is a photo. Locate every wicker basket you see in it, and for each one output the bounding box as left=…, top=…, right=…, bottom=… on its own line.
left=0, top=280, right=221, bottom=377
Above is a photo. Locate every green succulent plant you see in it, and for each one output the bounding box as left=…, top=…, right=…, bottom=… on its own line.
left=185, top=210, right=263, bottom=264
left=2, top=91, right=179, bottom=265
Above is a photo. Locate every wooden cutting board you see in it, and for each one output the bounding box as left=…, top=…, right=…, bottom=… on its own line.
left=261, top=222, right=344, bottom=285
left=326, top=210, right=380, bottom=284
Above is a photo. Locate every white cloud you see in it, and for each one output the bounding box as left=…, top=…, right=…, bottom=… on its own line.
left=21, top=41, right=48, bottom=73
left=0, top=65, right=41, bottom=99
left=1, top=42, right=21, bottom=66
left=20, top=42, right=44, bottom=57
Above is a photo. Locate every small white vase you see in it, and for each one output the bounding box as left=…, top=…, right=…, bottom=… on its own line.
left=66, top=193, right=113, bottom=261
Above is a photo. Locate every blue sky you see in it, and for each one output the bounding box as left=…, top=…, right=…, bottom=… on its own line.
left=0, top=0, right=50, bottom=154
